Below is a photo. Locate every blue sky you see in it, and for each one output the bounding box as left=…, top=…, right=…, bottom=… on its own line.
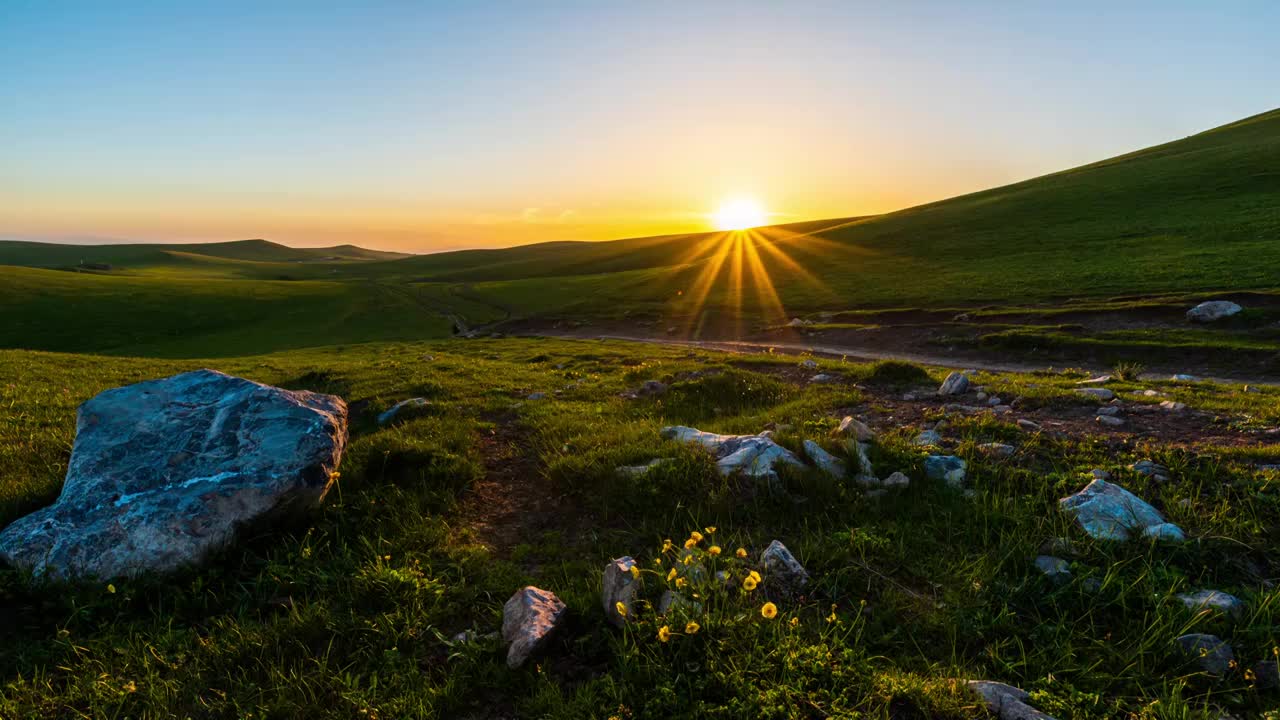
left=2, top=1, right=1277, bottom=250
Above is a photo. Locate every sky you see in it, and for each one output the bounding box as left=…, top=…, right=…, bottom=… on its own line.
left=1, top=1, right=1277, bottom=253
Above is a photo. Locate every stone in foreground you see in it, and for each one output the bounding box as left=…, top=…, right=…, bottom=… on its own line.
left=1175, top=633, right=1233, bottom=676
left=1034, top=555, right=1071, bottom=584
left=924, top=455, right=967, bottom=487
left=1186, top=300, right=1242, bottom=323
left=503, top=586, right=567, bottom=668
left=377, top=397, right=430, bottom=425
left=832, top=416, right=875, bottom=442
left=0, top=370, right=347, bottom=580
left=802, top=440, right=846, bottom=478
left=1176, top=589, right=1244, bottom=619
left=1075, top=388, right=1115, bottom=401
left=760, top=539, right=809, bottom=591
left=1058, top=479, right=1184, bottom=542
left=967, top=680, right=1058, bottom=719
left=602, top=556, right=640, bottom=628
left=661, top=426, right=804, bottom=482
left=938, top=371, right=969, bottom=396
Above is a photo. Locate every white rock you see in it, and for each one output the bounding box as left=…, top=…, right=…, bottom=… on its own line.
left=502, top=586, right=567, bottom=668
left=1159, top=401, right=1188, bottom=412
left=661, top=426, right=805, bottom=483
left=810, top=373, right=838, bottom=383
left=883, top=471, right=911, bottom=489
left=967, top=680, right=1058, bottom=720
left=803, top=440, right=846, bottom=478
left=602, top=557, right=640, bottom=628
left=1016, top=419, right=1041, bottom=432
left=1075, top=388, right=1115, bottom=401
left=1059, top=479, right=1184, bottom=542
left=832, top=416, right=875, bottom=442
left=378, top=397, right=430, bottom=425
left=1076, top=375, right=1112, bottom=385
left=1034, top=555, right=1071, bottom=582
left=938, top=372, right=970, bottom=396
left=1177, top=589, right=1244, bottom=619
left=801, top=358, right=819, bottom=369
left=1186, top=300, right=1242, bottom=323
left=760, top=539, right=809, bottom=590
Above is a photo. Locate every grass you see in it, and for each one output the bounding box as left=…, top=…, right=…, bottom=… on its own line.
left=1, top=338, right=1278, bottom=718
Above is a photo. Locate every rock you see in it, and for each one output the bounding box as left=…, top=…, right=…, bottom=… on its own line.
left=810, top=373, right=838, bottom=384
left=1096, top=406, right=1121, bottom=417
left=502, top=586, right=567, bottom=668
left=1058, top=479, right=1184, bottom=542
left=1076, top=375, right=1112, bottom=385
left=1016, top=419, right=1041, bottom=432
left=978, top=443, right=1016, bottom=458
left=637, top=380, right=668, bottom=396
left=657, top=589, right=699, bottom=615
left=1095, top=415, right=1125, bottom=427
left=924, top=455, right=966, bottom=487
left=661, top=426, right=804, bottom=482
left=1130, top=460, right=1171, bottom=482
left=913, top=429, right=943, bottom=446
left=967, top=680, right=1058, bottom=720
left=1171, top=374, right=1198, bottom=382
left=938, top=372, right=970, bottom=396
left=1090, top=469, right=1111, bottom=480
left=1082, top=577, right=1103, bottom=593
left=602, top=557, right=640, bottom=628
left=987, top=396, right=1003, bottom=407
left=803, top=440, right=846, bottom=478
left=1176, top=633, right=1234, bottom=676
left=526, top=392, right=547, bottom=401
left=616, top=458, right=671, bottom=477
left=832, top=416, right=875, bottom=442
left=1034, top=555, right=1071, bottom=583
left=1159, top=400, right=1188, bottom=412
left=0, top=370, right=347, bottom=580
left=377, top=397, right=430, bottom=425
left=1244, top=385, right=1261, bottom=394
left=789, top=318, right=811, bottom=328
left=1177, top=590, right=1243, bottom=619
left=976, top=391, right=988, bottom=401
left=1134, top=389, right=1163, bottom=397
left=760, top=539, right=809, bottom=591
left=849, top=441, right=876, bottom=484
left=1038, top=537, right=1076, bottom=557
left=991, top=405, right=1014, bottom=415
left=883, top=471, right=910, bottom=489
left=1186, top=300, right=1242, bottom=323
left=1075, top=388, right=1115, bottom=401
left=801, top=358, right=819, bottom=369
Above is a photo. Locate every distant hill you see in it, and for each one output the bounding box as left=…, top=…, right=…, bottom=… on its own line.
left=0, top=238, right=410, bottom=273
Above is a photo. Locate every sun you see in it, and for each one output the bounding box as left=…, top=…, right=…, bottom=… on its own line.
left=712, top=198, right=767, bottom=231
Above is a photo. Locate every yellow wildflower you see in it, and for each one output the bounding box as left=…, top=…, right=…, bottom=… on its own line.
left=708, top=545, right=721, bottom=556
left=789, top=616, right=800, bottom=628
left=761, top=602, right=778, bottom=620
left=685, top=621, right=701, bottom=635
left=689, top=531, right=704, bottom=543
left=704, top=526, right=716, bottom=534
left=743, top=576, right=758, bottom=592
left=615, top=601, right=628, bottom=618
left=657, top=625, right=672, bottom=642
left=748, top=570, right=761, bottom=583
left=106, top=584, right=116, bottom=594
left=666, top=568, right=677, bottom=582
left=630, top=565, right=641, bottom=580
left=675, top=577, right=687, bottom=588
left=682, top=554, right=694, bottom=566
left=735, top=547, right=748, bottom=559
left=662, top=539, right=673, bottom=553
left=683, top=538, right=697, bottom=549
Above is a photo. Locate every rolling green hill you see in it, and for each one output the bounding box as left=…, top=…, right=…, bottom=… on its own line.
left=1, top=109, right=1277, bottom=353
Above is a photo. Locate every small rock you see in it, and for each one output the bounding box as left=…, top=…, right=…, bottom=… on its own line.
left=526, top=392, right=547, bottom=401
left=1038, top=537, right=1075, bottom=557
left=789, top=318, right=812, bottom=328
left=1095, top=415, right=1125, bottom=427
left=1177, top=590, right=1244, bottom=619
left=810, top=373, right=838, bottom=384
left=1171, top=374, right=1198, bottom=382
left=976, top=391, right=989, bottom=401
left=760, top=539, right=809, bottom=591
left=1076, top=375, right=1112, bottom=385
left=1130, top=460, right=1171, bottom=482
left=987, top=396, right=1003, bottom=407
left=1159, top=400, right=1188, bottom=412
left=1059, top=479, right=1184, bottom=542
left=803, top=440, right=846, bottom=478
left=883, top=471, right=910, bottom=489
left=1244, top=385, right=1261, bottom=394
left=1143, top=522, right=1187, bottom=542
left=924, top=455, right=967, bottom=487
left=502, top=586, right=567, bottom=668
left=851, top=441, right=876, bottom=481
left=801, top=358, right=819, bottom=369
left=1034, top=555, right=1071, bottom=583
left=978, top=442, right=1016, bottom=458
left=991, top=404, right=1014, bottom=415
left=967, top=680, right=1058, bottom=720
left=1016, top=419, right=1041, bottom=432
left=832, top=416, right=875, bottom=442
left=602, top=557, right=641, bottom=628
left=938, top=372, right=970, bottom=396
left=1076, top=388, right=1116, bottom=401
left=1090, top=469, right=1111, bottom=480
left=637, top=380, right=668, bottom=396
left=1082, top=577, right=1103, bottom=593
left=913, top=429, right=943, bottom=446
left=1176, top=633, right=1234, bottom=676
left=1186, top=300, right=1242, bottom=323
left=377, top=397, right=431, bottom=425
left=1096, top=406, right=1121, bottom=417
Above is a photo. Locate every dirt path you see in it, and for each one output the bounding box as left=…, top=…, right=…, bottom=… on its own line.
left=536, top=332, right=1279, bottom=388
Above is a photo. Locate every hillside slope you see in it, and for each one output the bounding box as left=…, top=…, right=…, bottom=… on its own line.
left=0, top=239, right=410, bottom=275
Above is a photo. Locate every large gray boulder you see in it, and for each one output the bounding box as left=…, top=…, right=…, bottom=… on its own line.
left=0, top=370, right=347, bottom=580
left=1176, top=633, right=1233, bottom=676
left=1058, top=479, right=1184, bottom=542
left=661, top=426, right=804, bottom=482
left=1186, top=300, right=1241, bottom=323
left=602, top=556, right=640, bottom=628
left=502, top=586, right=567, bottom=668
left=938, top=372, right=969, bottom=396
